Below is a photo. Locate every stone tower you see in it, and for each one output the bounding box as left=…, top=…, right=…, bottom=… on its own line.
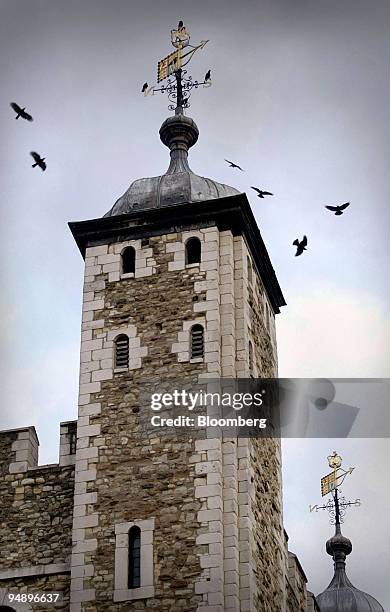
left=67, top=107, right=288, bottom=612
left=0, top=107, right=320, bottom=610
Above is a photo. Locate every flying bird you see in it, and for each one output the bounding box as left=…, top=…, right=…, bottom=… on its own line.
left=205, top=69, right=211, bottom=82
left=141, top=82, right=148, bottom=93
left=325, top=202, right=350, bottom=216
left=224, top=159, right=244, bottom=171
left=251, top=187, right=273, bottom=198
left=293, top=235, right=307, bottom=256
left=10, top=102, right=33, bottom=121
left=30, top=151, right=46, bottom=171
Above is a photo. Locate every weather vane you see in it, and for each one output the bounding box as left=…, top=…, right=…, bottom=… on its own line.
left=141, top=20, right=211, bottom=112
left=309, top=451, right=361, bottom=525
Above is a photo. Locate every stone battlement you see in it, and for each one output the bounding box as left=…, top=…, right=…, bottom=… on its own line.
left=0, top=420, right=77, bottom=475
left=0, top=423, right=76, bottom=608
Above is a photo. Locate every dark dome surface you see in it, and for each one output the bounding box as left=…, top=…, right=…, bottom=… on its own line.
left=317, top=529, right=384, bottom=612
left=104, top=112, right=239, bottom=217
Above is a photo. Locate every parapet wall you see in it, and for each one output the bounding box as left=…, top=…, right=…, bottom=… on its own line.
left=0, top=424, right=76, bottom=609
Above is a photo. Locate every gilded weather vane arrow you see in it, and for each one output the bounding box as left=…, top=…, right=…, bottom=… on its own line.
left=141, top=20, right=211, bottom=112
left=309, top=451, right=361, bottom=523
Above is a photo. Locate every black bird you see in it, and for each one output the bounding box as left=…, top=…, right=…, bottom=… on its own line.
left=293, top=235, right=307, bottom=256
left=205, top=69, right=211, bottom=82
left=251, top=187, right=273, bottom=198
left=224, top=159, right=244, bottom=171
left=178, top=20, right=184, bottom=29
left=30, top=151, right=46, bottom=171
left=325, top=202, right=350, bottom=216
left=10, top=102, right=33, bottom=121
left=142, top=82, right=148, bottom=93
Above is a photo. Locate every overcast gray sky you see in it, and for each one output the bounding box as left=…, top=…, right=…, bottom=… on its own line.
left=1, top=0, right=389, bottom=605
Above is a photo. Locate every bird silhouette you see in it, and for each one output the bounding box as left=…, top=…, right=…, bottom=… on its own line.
left=141, top=82, right=148, bottom=93
left=251, top=187, right=273, bottom=198
left=224, top=159, right=244, bottom=171
left=325, top=202, right=350, bottom=216
left=178, top=20, right=184, bottom=29
left=10, top=102, right=33, bottom=121
left=205, top=69, right=211, bottom=82
left=293, top=235, right=307, bottom=256
left=30, top=151, right=46, bottom=171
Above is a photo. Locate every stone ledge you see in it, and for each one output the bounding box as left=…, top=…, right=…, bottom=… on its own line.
left=113, top=586, right=155, bottom=602
left=0, top=562, right=70, bottom=580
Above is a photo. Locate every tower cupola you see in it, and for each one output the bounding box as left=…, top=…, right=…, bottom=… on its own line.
left=104, top=109, right=239, bottom=216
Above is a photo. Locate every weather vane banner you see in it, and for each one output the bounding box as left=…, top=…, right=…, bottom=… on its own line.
left=136, top=378, right=390, bottom=438
left=157, top=51, right=179, bottom=82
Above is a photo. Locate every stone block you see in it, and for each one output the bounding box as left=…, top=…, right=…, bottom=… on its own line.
left=75, top=469, right=97, bottom=483
left=194, top=579, right=223, bottom=594
left=195, top=439, right=220, bottom=452
left=73, top=513, right=99, bottom=529
left=199, top=554, right=221, bottom=569
left=196, top=532, right=222, bottom=545
left=87, top=245, right=108, bottom=256
left=197, top=509, right=222, bottom=523
left=91, top=369, right=113, bottom=382
left=70, top=589, right=95, bottom=603
left=77, top=425, right=101, bottom=439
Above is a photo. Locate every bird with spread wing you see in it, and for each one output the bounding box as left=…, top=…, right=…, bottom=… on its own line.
left=224, top=159, right=244, bottom=171
left=251, top=187, right=273, bottom=198
left=30, top=151, right=46, bottom=171
left=325, top=202, right=350, bottom=216
left=293, top=235, right=308, bottom=256
left=10, top=102, right=33, bottom=121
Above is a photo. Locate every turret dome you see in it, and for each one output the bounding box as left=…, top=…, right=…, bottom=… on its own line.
left=317, top=526, right=384, bottom=612
left=104, top=110, right=239, bottom=217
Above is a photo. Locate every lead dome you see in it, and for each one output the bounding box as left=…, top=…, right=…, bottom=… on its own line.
left=104, top=111, right=239, bottom=217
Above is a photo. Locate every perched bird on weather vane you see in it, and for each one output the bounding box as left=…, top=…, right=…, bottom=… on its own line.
left=141, top=22, right=210, bottom=112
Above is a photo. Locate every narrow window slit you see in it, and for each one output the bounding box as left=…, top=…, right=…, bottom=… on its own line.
left=128, top=526, right=141, bottom=588
left=190, top=325, right=204, bottom=359
left=115, top=335, right=129, bottom=368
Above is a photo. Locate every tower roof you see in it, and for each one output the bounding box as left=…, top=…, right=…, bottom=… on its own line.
left=104, top=110, right=239, bottom=217
left=316, top=524, right=384, bottom=612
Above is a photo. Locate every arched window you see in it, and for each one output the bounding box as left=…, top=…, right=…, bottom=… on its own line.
left=115, top=334, right=129, bottom=368
left=248, top=341, right=254, bottom=377
left=122, top=246, right=136, bottom=275
left=185, top=238, right=201, bottom=265
left=190, top=324, right=204, bottom=359
left=128, top=526, right=141, bottom=588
